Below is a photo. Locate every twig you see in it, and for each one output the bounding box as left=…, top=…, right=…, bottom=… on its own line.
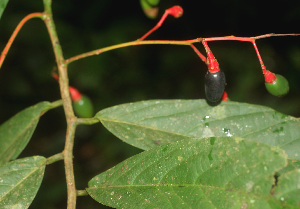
left=0, top=12, right=44, bottom=69
left=64, top=39, right=197, bottom=65
left=190, top=44, right=207, bottom=63
left=77, top=190, right=89, bottom=196
left=64, top=33, right=300, bottom=67
left=76, top=117, right=99, bottom=125
left=46, top=152, right=64, bottom=165
left=139, top=6, right=183, bottom=40
left=43, top=0, right=77, bottom=208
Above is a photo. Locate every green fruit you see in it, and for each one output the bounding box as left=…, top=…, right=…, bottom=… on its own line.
left=140, top=0, right=160, bottom=19
left=147, top=0, right=160, bottom=5
left=265, top=74, right=289, bottom=97
left=73, top=95, right=94, bottom=118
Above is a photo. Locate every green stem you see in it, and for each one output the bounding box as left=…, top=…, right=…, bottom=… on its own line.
left=50, top=99, right=63, bottom=108
left=77, top=190, right=89, bottom=196
left=46, top=152, right=64, bottom=165
left=76, top=117, right=99, bottom=125
left=43, top=0, right=77, bottom=208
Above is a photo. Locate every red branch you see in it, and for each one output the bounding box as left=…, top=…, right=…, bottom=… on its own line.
left=139, top=6, right=183, bottom=40
left=0, top=12, right=44, bottom=69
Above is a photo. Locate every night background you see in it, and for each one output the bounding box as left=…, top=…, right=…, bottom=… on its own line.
left=0, top=0, right=300, bottom=208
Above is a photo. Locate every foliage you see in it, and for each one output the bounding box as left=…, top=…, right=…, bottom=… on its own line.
left=0, top=1, right=299, bottom=209
left=0, top=0, right=9, bottom=20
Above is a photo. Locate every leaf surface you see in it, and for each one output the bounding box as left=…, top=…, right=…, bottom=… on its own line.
left=0, top=0, right=9, bottom=20
left=87, top=137, right=287, bottom=209
left=273, top=169, right=300, bottom=208
left=0, top=101, right=52, bottom=164
left=96, top=100, right=300, bottom=159
left=0, top=156, right=46, bottom=209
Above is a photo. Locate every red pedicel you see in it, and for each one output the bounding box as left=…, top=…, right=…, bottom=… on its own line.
left=69, top=86, right=82, bottom=102
left=167, top=6, right=183, bottom=18
left=202, top=41, right=220, bottom=73
left=139, top=5, right=183, bottom=40
left=263, top=69, right=277, bottom=84
left=221, top=91, right=229, bottom=101
left=52, top=72, right=82, bottom=102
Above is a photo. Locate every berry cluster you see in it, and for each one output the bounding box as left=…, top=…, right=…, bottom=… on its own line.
left=140, top=5, right=291, bottom=103
left=0, top=4, right=295, bottom=119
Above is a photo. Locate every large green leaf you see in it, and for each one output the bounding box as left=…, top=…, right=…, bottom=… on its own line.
left=277, top=159, right=300, bottom=176
left=87, top=137, right=290, bottom=209
left=0, top=156, right=46, bottom=209
left=0, top=101, right=54, bottom=165
left=96, top=100, right=300, bottom=159
left=273, top=169, right=300, bottom=207
left=0, top=0, right=9, bottom=20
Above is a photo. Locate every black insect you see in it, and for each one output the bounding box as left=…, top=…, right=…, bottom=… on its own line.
left=205, top=70, right=226, bottom=102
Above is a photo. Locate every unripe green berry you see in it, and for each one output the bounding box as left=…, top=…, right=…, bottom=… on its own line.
left=147, top=0, right=160, bottom=5
left=73, top=95, right=94, bottom=118
left=265, top=74, right=289, bottom=97
left=140, top=0, right=159, bottom=19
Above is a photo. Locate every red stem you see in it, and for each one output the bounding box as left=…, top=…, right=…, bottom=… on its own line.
left=0, top=12, right=44, bottom=69
left=204, top=36, right=253, bottom=42
left=139, top=13, right=168, bottom=40
left=139, top=6, right=183, bottom=40
left=204, top=35, right=281, bottom=82
left=251, top=40, right=276, bottom=83
left=65, top=34, right=299, bottom=66
left=202, top=41, right=220, bottom=73
left=190, top=44, right=207, bottom=63
left=251, top=40, right=266, bottom=71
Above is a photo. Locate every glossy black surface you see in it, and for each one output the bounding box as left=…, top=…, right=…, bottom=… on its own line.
left=205, top=70, right=226, bottom=102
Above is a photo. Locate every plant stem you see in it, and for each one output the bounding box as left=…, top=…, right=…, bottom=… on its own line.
left=43, top=0, right=77, bottom=208
left=63, top=120, right=77, bottom=208
left=76, top=117, right=99, bottom=125
left=0, top=12, right=44, bottom=69
left=251, top=40, right=266, bottom=71
left=190, top=44, right=207, bottom=63
left=64, top=33, right=299, bottom=66
left=64, top=39, right=198, bottom=65
left=77, top=190, right=89, bottom=196
left=203, top=33, right=300, bottom=42
left=50, top=99, right=63, bottom=109
left=46, top=152, right=64, bottom=165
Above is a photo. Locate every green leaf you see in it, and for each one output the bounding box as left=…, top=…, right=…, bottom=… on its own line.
left=0, top=0, right=9, bottom=20
left=0, top=101, right=55, bottom=165
left=277, top=159, right=300, bottom=176
left=87, top=137, right=287, bottom=209
left=96, top=99, right=300, bottom=160
left=273, top=169, right=300, bottom=208
left=0, top=156, right=46, bottom=209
